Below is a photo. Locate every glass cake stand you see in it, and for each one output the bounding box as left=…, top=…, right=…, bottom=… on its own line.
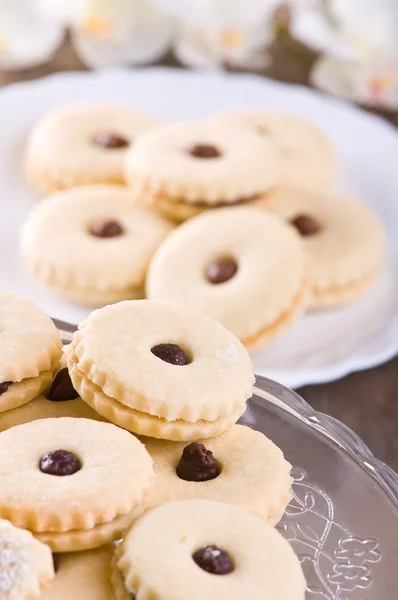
left=56, top=319, right=398, bottom=599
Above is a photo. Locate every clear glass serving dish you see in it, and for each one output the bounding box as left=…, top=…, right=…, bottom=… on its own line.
left=56, top=319, right=398, bottom=599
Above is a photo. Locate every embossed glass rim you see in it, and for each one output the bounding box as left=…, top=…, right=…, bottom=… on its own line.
left=55, top=318, right=398, bottom=506
left=253, top=375, right=398, bottom=505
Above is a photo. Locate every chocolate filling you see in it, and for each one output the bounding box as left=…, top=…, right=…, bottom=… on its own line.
left=193, top=546, right=234, bottom=575
left=151, top=343, right=190, bottom=366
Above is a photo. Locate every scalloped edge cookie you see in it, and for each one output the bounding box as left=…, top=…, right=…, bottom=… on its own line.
left=69, top=354, right=243, bottom=441
left=0, top=418, right=153, bottom=550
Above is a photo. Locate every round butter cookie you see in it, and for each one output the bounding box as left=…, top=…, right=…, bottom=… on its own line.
left=125, top=120, right=284, bottom=221
left=134, top=424, right=292, bottom=526
left=68, top=300, right=254, bottom=440
left=25, top=105, right=158, bottom=194
left=265, top=188, right=386, bottom=308
left=0, top=291, right=62, bottom=412
left=20, top=186, right=173, bottom=306
left=114, top=500, right=306, bottom=600
left=0, top=418, right=153, bottom=552
left=146, top=207, right=307, bottom=349
left=0, top=518, right=54, bottom=599
left=216, top=110, right=337, bottom=188
left=0, top=369, right=108, bottom=432
left=42, top=545, right=114, bottom=600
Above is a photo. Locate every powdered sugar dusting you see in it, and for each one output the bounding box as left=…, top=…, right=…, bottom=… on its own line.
left=0, top=532, right=29, bottom=599
left=215, top=344, right=238, bottom=364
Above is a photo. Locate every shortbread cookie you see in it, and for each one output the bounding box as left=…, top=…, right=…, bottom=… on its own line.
left=0, top=391, right=107, bottom=433
left=0, top=291, right=62, bottom=412
left=42, top=546, right=114, bottom=600
left=68, top=300, right=254, bottom=440
left=0, top=518, right=54, bottom=599
left=147, top=208, right=307, bottom=349
left=265, top=189, right=386, bottom=308
left=25, top=105, right=158, bottom=194
left=216, top=110, right=337, bottom=188
left=115, top=500, right=306, bottom=600
left=20, top=186, right=173, bottom=306
left=68, top=359, right=243, bottom=441
left=133, top=425, right=292, bottom=526
left=35, top=513, right=134, bottom=554
left=0, top=418, right=153, bottom=551
left=125, top=120, right=284, bottom=221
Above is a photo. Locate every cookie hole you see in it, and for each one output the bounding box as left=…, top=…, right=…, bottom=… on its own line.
left=192, top=545, right=234, bottom=575
left=39, top=450, right=82, bottom=476
left=290, top=213, right=321, bottom=236
left=188, top=144, right=222, bottom=159
left=151, top=343, right=192, bottom=366
left=47, top=368, right=79, bottom=402
left=205, top=256, right=238, bottom=284
left=91, top=132, right=130, bottom=149
left=0, top=381, right=11, bottom=396
left=88, top=220, right=125, bottom=238
left=176, top=442, right=221, bottom=482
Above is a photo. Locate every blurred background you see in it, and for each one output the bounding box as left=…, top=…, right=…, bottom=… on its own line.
left=0, top=0, right=397, bottom=122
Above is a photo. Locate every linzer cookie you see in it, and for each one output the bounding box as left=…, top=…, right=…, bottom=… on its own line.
left=0, top=390, right=108, bottom=433
left=0, top=291, right=62, bottom=413
left=265, top=188, right=386, bottom=308
left=67, top=300, right=254, bottom=440
left=24, top=105, right=158, bottom=194
left=133, top=425, right=292, bottom=526
left=0, top=518, right=54, bottom=599
left=0, top=418, right=153, bottom=552
left=114, top=500, right=306, bottom=600
left=20, top=186, right=173, bottom=306
left=216, top=110, right=337, bottom=189
left=124, top=120, right=284, bottom=221
left=42, top=546, right=114, bottom=600
left=146, top=208, right=307, bottom=349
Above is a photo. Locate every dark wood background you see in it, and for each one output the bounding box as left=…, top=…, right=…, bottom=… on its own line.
left=1, top=34, right=397, bottom=470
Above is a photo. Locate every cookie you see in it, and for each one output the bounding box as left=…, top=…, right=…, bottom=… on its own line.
left=133, top=424, right=292, bottom=526
left=264, top=188, right=386, bottom=308
left=0, top=392, right=107, bottom=433
left=125, top=120, right=284, bottom=221
left=20, top=186, right=173, bottom=306
left=216, top=110, right=337, bottom=188
left=42, top=545, right=114, bottom=600
left=114, top=500, right=306, bottom=600
left=146, top=208, right=307, bottom=349
left=0, top=291, right=62, bottom=413
left=0, top=418, right=153, bottom=551
left=25, top=105, right=158, bottom=195
left=68, top=300, right=254, bottom=440
left=0, top=518, right=54, bottom=599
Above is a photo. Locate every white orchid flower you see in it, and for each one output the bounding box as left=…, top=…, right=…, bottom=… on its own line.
left=0, top=0, right=63, bottom=69
left=290, top=0, right=398, bottom=108
left=152, top=0, right=282, bottom=68
left=44, top=0, right=174, bottom=68
left=312, top=54, right=398, bottom=110
left=0, top=0, right=173, bottom=70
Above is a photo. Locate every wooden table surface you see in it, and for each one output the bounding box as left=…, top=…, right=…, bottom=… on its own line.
left=2, top=36, right=397, bottom=471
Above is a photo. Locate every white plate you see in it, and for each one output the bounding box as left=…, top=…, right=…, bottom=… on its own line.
left=1, top=67, right=398, bottom=388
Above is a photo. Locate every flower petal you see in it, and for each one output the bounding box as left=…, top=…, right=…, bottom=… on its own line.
left=311, top=54, right=398, bottom=110
left=174, top=20, right=272, bottom=69
left=69, top=0, right=173, bottom=67
left=0, top=0, right=63, bottom=69
left=152, top=0, right=281, bottom=28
